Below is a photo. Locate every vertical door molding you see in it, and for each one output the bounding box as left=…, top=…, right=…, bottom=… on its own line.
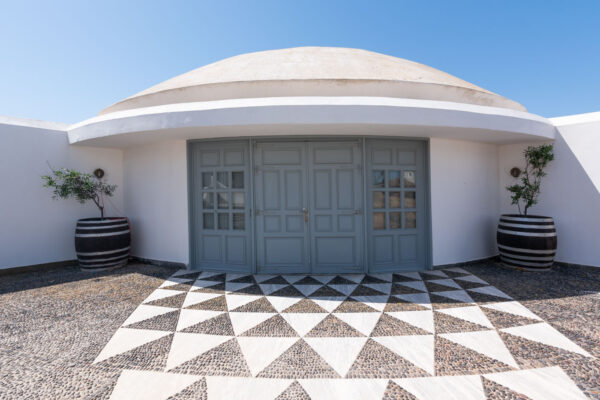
left=366, top=139, right=427, bottom=272
left=254, top=142, right=311, bottom=273
left=188, top=140, right=252, bottom=272
left=308, top=141, right=364, bottom=273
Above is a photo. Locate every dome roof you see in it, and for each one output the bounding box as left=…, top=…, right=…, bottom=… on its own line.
left=100, top=47, right=525, bottom=115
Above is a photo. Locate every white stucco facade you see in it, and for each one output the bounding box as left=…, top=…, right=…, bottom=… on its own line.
left=0, top=118, right=124, bottom=270
left=498, top=115, right=600, bottom=267
left=1, top=47, right=599, bottom=270
left=123, top=140, right=189, bottom=265
left=430, top=138, right=500, bottom=266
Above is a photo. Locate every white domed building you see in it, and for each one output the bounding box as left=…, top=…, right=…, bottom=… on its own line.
left=2, top=47, right=599, bottom=272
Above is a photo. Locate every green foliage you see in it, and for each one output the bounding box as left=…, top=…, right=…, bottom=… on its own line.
left=506, top=144, right=554, bottom=215
left=42, top=168, right=116, bottom=218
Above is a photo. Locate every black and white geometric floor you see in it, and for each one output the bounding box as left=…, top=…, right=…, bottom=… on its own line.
left=96, top=268, right=593, bottom=399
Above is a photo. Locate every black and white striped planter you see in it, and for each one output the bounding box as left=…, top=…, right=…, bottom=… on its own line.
left=497, top=214, right=557, bottom=271
left=75, top=217, right=131, bottom=271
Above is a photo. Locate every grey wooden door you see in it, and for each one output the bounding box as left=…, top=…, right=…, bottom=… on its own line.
left=308, top=141, right=363, bottom=273
left=254, top=142, right=311, bottom=273
left=189, top=141, right=252, bottom=272
left=366, top=140, right=427, bottom=271
left=254, top=141, right=364, bottom=273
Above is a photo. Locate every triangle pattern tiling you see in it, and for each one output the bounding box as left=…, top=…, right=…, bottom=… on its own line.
left=98, top=269, right=591, bottom=400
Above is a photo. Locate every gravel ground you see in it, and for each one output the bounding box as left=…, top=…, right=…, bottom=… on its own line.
left=0, top=263, right=175, bottom=399
left=0, top=261, right=598, bottom=399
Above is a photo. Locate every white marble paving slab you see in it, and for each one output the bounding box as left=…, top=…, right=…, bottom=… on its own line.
left=468, top=285, right=513, bottom=300
left=122, top=305, right=177, bottom=327
left=228, top=312, right=275, bottom=336
left=440, top=330, right=519, bottom=368
left=280, top=313, right=328, bottom=337
left=333, top=312, right=382, bottom=336
left=304, top=337, right=368, bottom=377
left=299, top=378, right=388, bottom=400
left=236, top=337, right=298, bottom=376
left=206, top=376, right=292, bottom=400
left=95, top=328, right=171, bottom=363
left=484, top=366, right=588, bottom=400
left=142, top=289, right=181, bottom=304
left=436, top=305, right=494, bottom=329
left=501, top=322, right=592, bottom=357
left=182, top=291, right=221, bottom=308
left=176, top=309, right=224, bottom=331
left=481, top=301, right=542, bottom=321
left=393, top=292, right=432, bottom=309
left=386, top=310, right=434, bottom=333
left=373, top=335, right=434, bottom=375
left=396, top=280, right=427, bottom=292
left=395, top=374, right=485, bottom=400
left=431, top=289, right=474, bottom=303
left=110, top=370, right=201, bottom=400
left=166, top=333, right=232, bottom=370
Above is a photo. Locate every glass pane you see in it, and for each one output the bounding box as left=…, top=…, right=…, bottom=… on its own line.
left=232, top=171, right=244, bottom=189
left=405, top=212, right=417, bottom=228
left=373, top=191, right=385, bottom=208
left=202, top=172, right=213, bottom=189
left=390, top=212, right=402, bottom=229
left=217, top=193, right=229, bottom=209
left=202, top=192, right=214, bottom=209
left=203, top=213, right=214, bottom=229
left=389, top=171, right=402, bottom=187
left=404, top=171, right=416, bottom=188
left=404, top=191, right=416, bottom=208
left=373, top=170, right=385, bottom=188
left=216, top=171, right=229, bottom=189
left=373, top=212, right=386, bottom=230
left=232, top=192, right=245, bottom=209
left=218, top=213, right=229, bottom=230
left=389, top=192, right=402, bottom=208
left=233, top=213, right=245, bottom=230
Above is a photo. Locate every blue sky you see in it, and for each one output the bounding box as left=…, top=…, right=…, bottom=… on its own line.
left=1, top=1, right=599, bottom=123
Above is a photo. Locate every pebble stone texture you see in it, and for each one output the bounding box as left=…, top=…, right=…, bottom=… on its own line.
left=0, top=262, right=599, bottom=399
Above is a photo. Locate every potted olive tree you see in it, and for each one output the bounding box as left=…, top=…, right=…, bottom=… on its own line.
left=42, top=168, right=130, bottom=271
left=497, top=144, right=555, bottom=271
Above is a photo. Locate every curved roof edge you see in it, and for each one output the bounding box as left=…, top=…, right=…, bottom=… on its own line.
left=70, top=97, right=554, bottom=148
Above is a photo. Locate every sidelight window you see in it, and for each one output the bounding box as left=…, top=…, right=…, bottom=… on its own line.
left=200, top=170, right=246, bottom=231
left=371, top=169, right=417, bottom=230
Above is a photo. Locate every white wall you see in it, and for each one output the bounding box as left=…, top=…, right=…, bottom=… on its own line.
left=430, top=138, right=500, bottom=266
left=499, top=115, right=600, bottom=267
left=123, top=140, right=189, bottom=265
left=0, top=119, right=123, bottom=269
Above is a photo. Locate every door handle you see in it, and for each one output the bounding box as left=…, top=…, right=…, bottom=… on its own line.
left=302, top=208, right=309, bottom=223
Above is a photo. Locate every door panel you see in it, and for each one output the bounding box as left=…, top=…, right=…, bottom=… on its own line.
left=189, top=141, right=252, bottom=272
left=308, top=142, right=364, bottom=273
left=254, top=142, right=310, bottom=273
left=367, top=140, right=426, bottom=272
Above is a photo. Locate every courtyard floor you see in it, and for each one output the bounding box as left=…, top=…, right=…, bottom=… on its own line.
left=0, top=262, right=599, bottom=399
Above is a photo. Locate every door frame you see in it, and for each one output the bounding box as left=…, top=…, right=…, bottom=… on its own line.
left=187, top=136, right=432, bottom=273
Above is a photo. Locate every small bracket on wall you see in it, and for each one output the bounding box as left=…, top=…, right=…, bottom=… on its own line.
left=94, top=168, right=105, bottom=179
left=510, top=167, right=521, bottom=178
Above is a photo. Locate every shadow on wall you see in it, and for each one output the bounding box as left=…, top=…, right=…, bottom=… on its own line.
left=543, top=134, right=600, bottom=267
left=500, top=133, right=600, bottom=268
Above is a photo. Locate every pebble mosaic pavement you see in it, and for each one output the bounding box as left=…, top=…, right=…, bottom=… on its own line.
left=1, top=262, right=599, bottom=399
